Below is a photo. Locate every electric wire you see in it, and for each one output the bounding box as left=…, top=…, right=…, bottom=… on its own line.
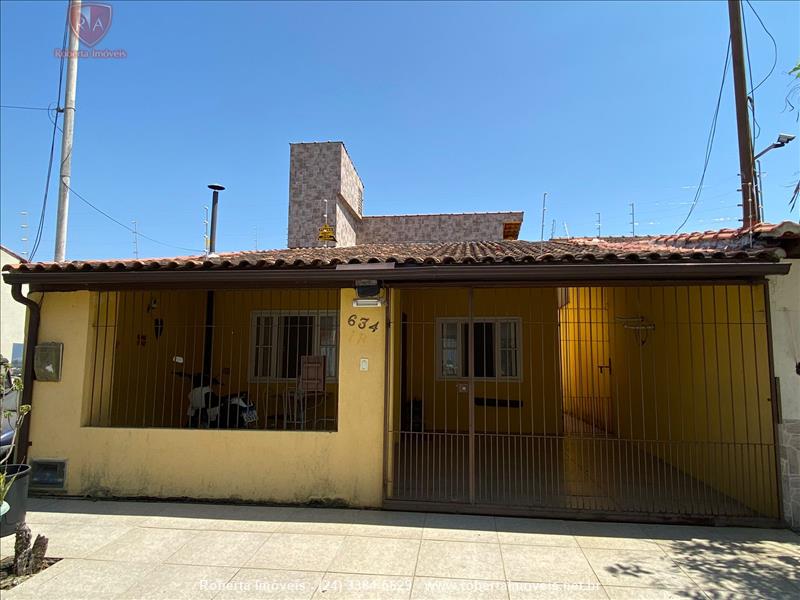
left=0, top=105, right=52, bottom=111
left=63, top=182, right=204, bottom=255
left=745, top=0, right=778, bottom=96
left=675, top=37, right=732, bottom=234
left=29, top=6, right=69, bottom=261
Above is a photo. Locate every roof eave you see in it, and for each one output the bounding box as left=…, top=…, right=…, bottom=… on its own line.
left=3, top=261, right=790, bottom=291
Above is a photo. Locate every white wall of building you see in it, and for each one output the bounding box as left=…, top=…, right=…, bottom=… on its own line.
left=0, top=246, right=28, bottom=364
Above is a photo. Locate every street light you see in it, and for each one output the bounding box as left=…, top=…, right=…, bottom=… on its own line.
left=753, top=134, right=796, bottom=222
left=754, top=133, right=796, bottom=160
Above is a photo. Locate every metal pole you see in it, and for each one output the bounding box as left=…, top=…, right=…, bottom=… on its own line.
left=540, top=193, right=547, bottom=241
left=630, top=202, right=636, bottom=236
left=53, top=0, right=81, bottom=262
left=727, top=0, right=757, bottom=229
left=596, top=212, right=601, bottom=238
left=131, top=220, right=139, bottom=258
left=208, top=183, right=224, bottom=253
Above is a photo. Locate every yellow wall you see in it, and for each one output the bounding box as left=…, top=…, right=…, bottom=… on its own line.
left=561, top=284, right=778, bottom=517
left=394, top=288, right=562, bottom=436
left=559, top=287, right=613, bottom=432
left=28, top=289, right=386, bottom=506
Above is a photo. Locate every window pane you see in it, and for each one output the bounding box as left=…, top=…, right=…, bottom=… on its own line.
left=473, top=322, right=495, bottom=378
left=441, top=322, right=459, bottom=376
left=319, top=314, right=338, bottom=378
left=253, top=315, right=273, bottom=379
left=498, top=321, right=518, bottom=377
left=280, top=316, right=313, bottom=379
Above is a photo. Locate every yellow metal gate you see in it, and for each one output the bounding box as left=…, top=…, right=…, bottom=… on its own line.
left=385, top=284, right=780, bottom=523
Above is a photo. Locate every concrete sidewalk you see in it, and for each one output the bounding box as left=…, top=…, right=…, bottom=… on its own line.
left=1, top=498, right=798, bottom=599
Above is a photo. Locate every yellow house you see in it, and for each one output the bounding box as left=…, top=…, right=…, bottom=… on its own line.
left=3, top=231, right=797, bottom=527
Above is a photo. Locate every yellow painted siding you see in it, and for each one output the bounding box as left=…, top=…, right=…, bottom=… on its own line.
left=560, top=284, right=778, bottom=517
left=396, top=288, right=563, bottom=435
left=28, top=289, right=386, bottom=506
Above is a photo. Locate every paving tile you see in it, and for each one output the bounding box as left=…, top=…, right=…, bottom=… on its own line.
left=200, top=505, right=295, bottom=533
left=166, top=530, right=270, bottom=567
left=673, top=552, right=800, bottom=597
left=216, top=568, right=323, bottom=600
left=603, top=586, right=706, bottom=599
left=422, top=513, right=498, bottom=543
left=508, top=580, right=607, bottom=599
left=0, top=556, right=77, bottom=597
left=119, top=563, right=237, bottom=599
left=495, top=516, right=577, bottom=547
left=316, top=573, right=412, bottom=599
left=141, top=502, right=246, bottom=530
left=33, top=558, right=155, bottom=599
left=411, top=576, right=508, bottom=599
left=246, top=533, right=345, bottom=572
left=582, top=548, right=696, bottom=589
left=349, top=510, right=426, bottom=539
left=24, top=522, right=134, bottom=558
left=501, top=544, right=599, bottom=584
left=327, top=535, right=420, bottom=576
left=276, top=508, right=358, bottom=535
left=88, top=526, right=198, bottom=563
left=28, top=499, right=165, bottom=526
left=415, top=539, right=504, bottom=580
left=576, top=535, right=664, bottom=552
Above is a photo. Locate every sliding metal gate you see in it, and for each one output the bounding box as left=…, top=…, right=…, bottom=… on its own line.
left=385, top=285, right=780, bottom=523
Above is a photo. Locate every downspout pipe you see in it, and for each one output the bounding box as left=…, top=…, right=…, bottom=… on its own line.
left=9, top=283, right=41, bottom=464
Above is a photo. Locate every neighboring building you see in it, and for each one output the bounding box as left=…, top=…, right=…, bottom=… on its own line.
left=287, top=142, right=523, bottom=247
left=2, top=143, right=798, bottom=530
left=0, top=244, right=27, bottom=368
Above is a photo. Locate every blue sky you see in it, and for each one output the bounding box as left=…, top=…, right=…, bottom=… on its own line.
left=1, top=0, right=798, bottom=261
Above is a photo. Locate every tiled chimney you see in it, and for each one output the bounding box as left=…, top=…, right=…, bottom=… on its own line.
left=288, top=142, right=364, bottom=248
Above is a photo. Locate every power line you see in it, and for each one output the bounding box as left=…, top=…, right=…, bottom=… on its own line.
left=29, top=5, right=70, bottom=261
left=63, top=181, right=203, bottom=254
left=744, top=0, right=778, bottom=95
left=675, top=37, right=732, bottom=234
left=0, top=105, right=52, bottom=111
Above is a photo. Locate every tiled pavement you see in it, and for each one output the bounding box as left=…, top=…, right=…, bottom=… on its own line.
left=1, top=498, right=798, bottom=599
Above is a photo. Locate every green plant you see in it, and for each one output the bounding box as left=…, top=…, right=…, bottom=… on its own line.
left=0, top=357, right=31, bottom=506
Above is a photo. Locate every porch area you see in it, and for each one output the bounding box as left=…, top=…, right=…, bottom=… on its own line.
left=385, top=285, right=780, bottom=523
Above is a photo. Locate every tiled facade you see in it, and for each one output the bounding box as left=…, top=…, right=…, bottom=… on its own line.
left=359, top=212, right=524, bottom=244
left=287, top=141, right=523, bottom=248
left=779, top=420, right=800, bottom=530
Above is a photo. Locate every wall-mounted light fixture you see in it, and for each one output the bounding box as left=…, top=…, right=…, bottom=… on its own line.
left=353, top=279, right=383, bottom=307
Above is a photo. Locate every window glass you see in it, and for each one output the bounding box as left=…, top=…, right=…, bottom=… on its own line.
left=441, top=322, right=459, bottom=376
left=279, top=316, right=313, bottom=379
left=319, top=315, right=338, bottom=378
left=252, top=315, right=273, bottom=379
left=438, top=318, right=519, bottom=380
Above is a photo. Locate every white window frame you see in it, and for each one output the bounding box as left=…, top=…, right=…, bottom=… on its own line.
left=435, top=317, right=522, bottom=382
left=249, top=310, right=338, bottom=383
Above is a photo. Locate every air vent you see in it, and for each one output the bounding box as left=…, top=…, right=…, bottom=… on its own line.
left=30, top=459, right=66, bottom=490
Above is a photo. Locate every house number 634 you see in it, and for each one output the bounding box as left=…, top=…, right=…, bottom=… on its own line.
left=348, top=314, right=380, bottom=333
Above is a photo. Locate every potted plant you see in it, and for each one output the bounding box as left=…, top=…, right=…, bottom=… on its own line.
left=0, top=355, right=31, bottom=537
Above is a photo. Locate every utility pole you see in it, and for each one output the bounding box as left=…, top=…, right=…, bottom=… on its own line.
left=596, top=212, right=601, bottom=238
left=629, top=202, right=636, bottom=236
left=540, top=193, right=548, bottom=241
left=53, top=0, right=81, bottom=262
left=727, top=0, right=757, bottom=230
